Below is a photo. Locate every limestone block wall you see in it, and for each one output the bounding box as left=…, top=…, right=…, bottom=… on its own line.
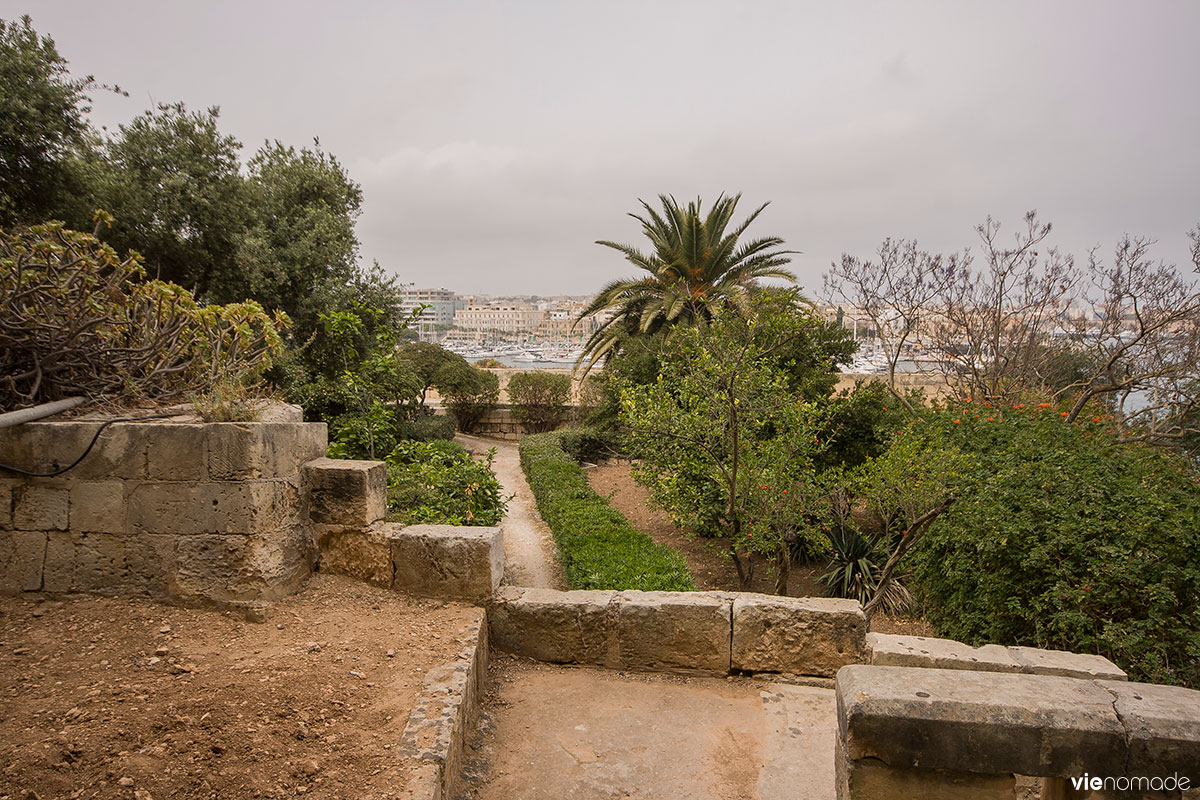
left=0, top=410, right=327, bottom=607
left=488, top=586, right=867, bottom=677
left=835, top=664, right=1200, bottom=798
left=305, top=458, right=503, bottom=603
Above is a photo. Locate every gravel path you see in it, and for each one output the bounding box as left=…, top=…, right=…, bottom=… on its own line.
left=456, top=433, right=565, bottom=590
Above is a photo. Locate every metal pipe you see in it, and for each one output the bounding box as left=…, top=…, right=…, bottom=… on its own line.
left=0, top=397, right=88, bottom=429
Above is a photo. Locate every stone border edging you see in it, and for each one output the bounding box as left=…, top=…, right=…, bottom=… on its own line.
left=398, top=609, right=489, bottom=800
left=867, top=632, right=1127, bottom=681
left=488, top=586, right=867, bottom=677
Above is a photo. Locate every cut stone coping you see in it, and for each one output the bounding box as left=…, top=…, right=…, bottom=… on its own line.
left=488, top=586, right=867, bottom=677
left=836, top=664, right=1200, bottom=782
left=397, top=608, right=488, bottom=800
left=317, top=521, right=503, bottom=604
left=866, top=632, right=1127, bottom=681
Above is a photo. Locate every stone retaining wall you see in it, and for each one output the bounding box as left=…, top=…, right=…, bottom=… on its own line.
left=398, top=610, right=489, bottom=800
left=305, top=458, right=503, bottom=603
left=835, top=664, right=1200, bottom=798
left=0, top=409, right=326, bottom=609
left=488, top=586, right=867, bottom=677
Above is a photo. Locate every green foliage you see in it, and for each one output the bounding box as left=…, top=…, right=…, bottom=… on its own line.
left=0, top=15, right=94, bottom=227
left=618, top=293, right=845, bottom=588
left=578, top=193, right=797, bottom=372
left=508, top=371, right=572, bottom=433
left=94, top=103, right=248, bottom=297
left=394, top=413, right=456, bottom=442
left=438, top=363, right=499, bottom=433
left=558, top=425, right=619, bottom=463
left=386, top=440, right=507, bottom=527
left=909, top=403, right=1200, bottom=687
left=519, top=432, right=696, bottom=591
left=817, top=526, right=911, bottom=614
left=395, top=341, right=462, bottom=405
left=233, top=140, right=363, bottom=331
left=0, top=220, right=286, bottom=409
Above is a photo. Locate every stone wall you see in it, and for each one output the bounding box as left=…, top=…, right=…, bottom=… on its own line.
left=488, top=586, right=867, bottom=677
left=0, top=408, right=327, bottom=610
left=867, top=632, right=1127, bottom=681
left=305, top=458, right=504, bottom=603
left=835, top=664, right=1200, bottom=798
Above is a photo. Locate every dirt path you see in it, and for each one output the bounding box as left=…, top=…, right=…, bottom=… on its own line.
left=457, top=433, right=565, bottom=590
left=460, top=656, right=837, bottom=800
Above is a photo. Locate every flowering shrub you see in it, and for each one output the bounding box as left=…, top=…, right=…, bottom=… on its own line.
left=910, top=402, right=1200, bottom=687
left=385, top=439, right=507, bottom=526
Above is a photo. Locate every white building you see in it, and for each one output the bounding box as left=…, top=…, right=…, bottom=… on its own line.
left=399, top=286, right=462, bottom=341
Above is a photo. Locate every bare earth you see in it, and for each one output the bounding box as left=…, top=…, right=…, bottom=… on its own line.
left=585, top=463, right=933, bottom=637
left=456, top=434, right=565, bottom=590
left=461, top=655, right=837, bottom=800
left=0, top=573, right=480, bottom=800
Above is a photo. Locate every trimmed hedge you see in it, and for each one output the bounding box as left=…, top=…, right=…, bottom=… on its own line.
left=519, top=431, right=696, bottom=591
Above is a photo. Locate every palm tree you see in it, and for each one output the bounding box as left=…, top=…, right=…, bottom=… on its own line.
left=574, top=193, right=798, bottom=374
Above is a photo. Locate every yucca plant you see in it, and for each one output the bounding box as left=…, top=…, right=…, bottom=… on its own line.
left=818, top=524, right=912, bottom=614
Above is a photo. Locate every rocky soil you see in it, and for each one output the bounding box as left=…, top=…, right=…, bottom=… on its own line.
left=0, top=574, right=480, bottom=800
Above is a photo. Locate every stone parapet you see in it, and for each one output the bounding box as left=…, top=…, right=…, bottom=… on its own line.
left=835, top=664, right=1200, bottom=798
left=488, top=587, right=867, bottom=677
left=0, top=411, right=327, bottom=609
left=316, top=521, right=503, bottom=604
left=303, top=457, right=386, bottom=527
left=866, top=632, right=1127, bottom=681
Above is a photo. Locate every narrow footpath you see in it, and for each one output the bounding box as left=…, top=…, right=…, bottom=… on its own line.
left=456, top=433, right=566, bottom=590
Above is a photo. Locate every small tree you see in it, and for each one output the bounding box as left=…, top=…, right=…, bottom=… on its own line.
left=438, top=362, right=499, bottom=433
left=619, top=293, right=841, bottom=592
left=508, top=371, right=571, bottom=433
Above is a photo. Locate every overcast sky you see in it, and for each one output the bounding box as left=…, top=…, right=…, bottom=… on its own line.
left=9, top=1, right=1200, bottom=296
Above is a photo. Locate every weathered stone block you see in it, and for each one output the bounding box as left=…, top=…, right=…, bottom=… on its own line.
left=208, top=422, right=328, bottom=479
left=212, top=481, right=299, bottom=534
left=0, top=422, right=104, bottom=477
left=836, top=734, right=1018, bottom=800
left=0, top=530, right=47, bottom=591
left=488, top=586, right=614, bottom=665
left=1103, top=680, right=1200, bottom=777
left=615, top=591, right=732, bottom=674
left=70, top=423, right=149, bottom=480
left=0, top=480, right=13, bottom=530
left=70, top=531, right=170, bottom=594
left=317, top=523, right=393, bottom=588
left=69, top=481, right=125, bottom=533
left=866, top=634, right=1128, bottom=681
left=127, top=483, right=215, bottom=535
left=867, top=633, right=1021, bottom=673
left=304, top=457, right=386, bottom=526
left=145, top=423, right=207, bottom=480
left=42, top=530, right=74, bottom=592
left=390, top=524, right=503, bottom=603
left=733, top=594, right=865, bottom=676
left=13, top=484, right=69, bottom=530
left=1007, top=645, right=1127, bottom=681
left=836, top=665, right=1127, bottom=778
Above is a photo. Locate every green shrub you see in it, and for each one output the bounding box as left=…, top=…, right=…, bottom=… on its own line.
left=558, top=425, right=620, bottom=463
left=438, top=363, right=499, bottom=433
left=385, top=439, right=507, bottom=526
left=395, top=412, right=456, bottom=442
left=519, top=432, right=695, bottom=591
left=910, top=404, right=1200, bottom=687
left=508, top=371, right=571, bottom=433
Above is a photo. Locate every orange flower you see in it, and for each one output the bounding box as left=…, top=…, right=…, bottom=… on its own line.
left=987, top=416, right=995, bottom=421
left=953, top=419, right=960, bottom=424
left=1012, top=404, right=1025, bottom=410
left=983, top=402, right=992, bottom=408
left=1060, top=411, right=1069, bottom=417
left=1039, top=403, right=1051, bottom=408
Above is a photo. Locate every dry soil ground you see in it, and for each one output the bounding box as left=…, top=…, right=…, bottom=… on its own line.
left=0, top=573, right=480, bottom=800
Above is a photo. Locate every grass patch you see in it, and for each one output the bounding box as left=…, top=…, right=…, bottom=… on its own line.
left=519, top=432, right=696, bottom=591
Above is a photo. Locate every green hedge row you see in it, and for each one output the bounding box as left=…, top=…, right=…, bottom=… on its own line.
left=519, top=431, right=696, bottom=592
